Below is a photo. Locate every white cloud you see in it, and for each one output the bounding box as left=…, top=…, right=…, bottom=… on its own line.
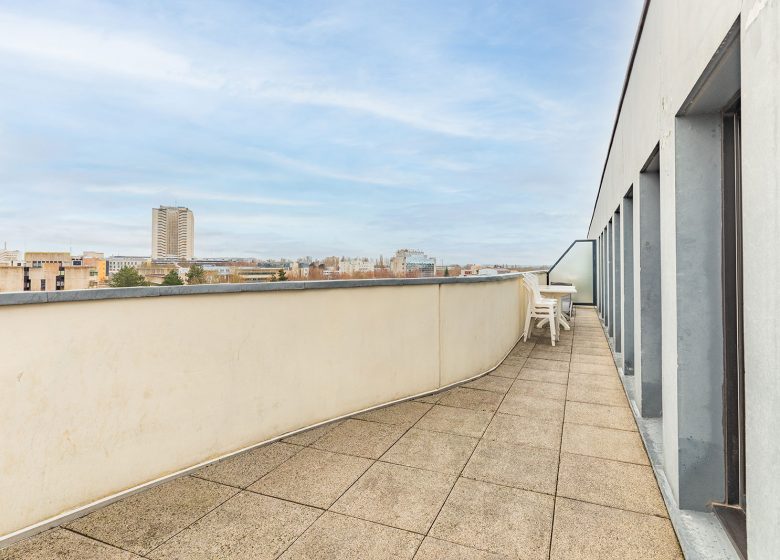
left=83, top=185, right=319, bottom=207
left=0, top=11, right=532, bottom=140
left=0, top=12, right=220, bottom=88
left=250, top=149, right=415, bottom=187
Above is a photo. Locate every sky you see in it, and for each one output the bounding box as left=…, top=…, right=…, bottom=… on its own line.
left=0, top=0, right=643, bottom=264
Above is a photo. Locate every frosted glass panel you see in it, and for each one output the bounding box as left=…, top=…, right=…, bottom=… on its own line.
left=548, top=241, right=595, bottom=304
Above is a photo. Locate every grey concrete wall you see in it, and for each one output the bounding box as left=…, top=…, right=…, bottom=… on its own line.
left=581, top=1, right=780, bottom=553
left=672, top=113, right=725, bottom=510
left=613, top=211, right=623, bottom=354
left=741, top=0, right=780, bottom=556
left=596, top=234, right=604, bottom=317
left=621, top=195, right=635, bottom=374
left=635, top=170, right=663, bottom=417
left=607, top=221, right=614, bottom=335
left=600, top=232, right=606, bottom=318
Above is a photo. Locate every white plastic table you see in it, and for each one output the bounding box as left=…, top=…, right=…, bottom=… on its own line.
left=537, top=285, right=577, bottom=331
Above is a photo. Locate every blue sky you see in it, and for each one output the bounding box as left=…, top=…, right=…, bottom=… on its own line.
left=0, top=0, right=642, bottom=264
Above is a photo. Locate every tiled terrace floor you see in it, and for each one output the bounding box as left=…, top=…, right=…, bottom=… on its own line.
left=1, top=308, right=682, bottom=560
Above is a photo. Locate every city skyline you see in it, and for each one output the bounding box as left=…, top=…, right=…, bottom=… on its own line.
left=0, top=1, right=642, bottom=264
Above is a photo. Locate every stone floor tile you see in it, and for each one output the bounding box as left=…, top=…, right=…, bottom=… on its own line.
left=147, top=492, right=321, bottom=560
left=564, top=401, right=637, bottom=431
left=462, top=439, right=559, bottom=495
left=429, top=478, right=554, bottom=559
left=414, top=405, right=493, bottom=438
left=380, top=428, right=478, bottom=474
left=568, top=373, right=623, bottom=391
left=0, top=529, right=141, bottom=560
left=550, top=498, right=682, bottom=560
left=483, top=413, right=562, bottom=451
left=502, top=355, right=527, bottom=367
left=331, top=462, right=456, bottom=534
left=517, top=367, right=569, bottom=385
left=556, top=453, right=667, bottom=516
left=283, top=422, right=343, bottom=446
left=561, top=424, right=649, bottom=465
left=570, top=353, right=615, bottom=366
left=279, top=512, right=421, bottom=560
left=464, top=375, right=514, bottom=394
left=566, top=384, right=628, bottom=408
left=194, top=442, right=302, bottom=488
left=571, top=343, right=610, bottom=353
left=489, top=364, right=522, bottom=379
left=571, top=346, right=612, bottom=357
left=66, top=476, right=238, bottom=555
left=523, top=358, right=570, bottom=372
left=510, top=379, right=567, bottom=401
left=413, top=536, right=511, bottom=559
left=568, top=362, right=618, bottom=376
left=498, top=392, right=565, bottom=422
left=354, top=401, right=432, bottom=427
left=528, top=348, right=571, bottom=362
left=437, top=387, right=503, bottom=412
left=312, top=419, right=406, bottom=459
left=414, top=393, right=442, bottom=404
left=249, top=448, right=372, bottom=509
left=534, top=332, right=572, bottom=344
left=509, top=342, right=534, bottom=356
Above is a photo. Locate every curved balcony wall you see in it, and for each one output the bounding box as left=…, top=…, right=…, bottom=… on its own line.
left=0, top=274, right=526, bottom=540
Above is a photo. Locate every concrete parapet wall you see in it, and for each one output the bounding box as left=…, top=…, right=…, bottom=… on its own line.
left=0, top=275, right=526, bottom=540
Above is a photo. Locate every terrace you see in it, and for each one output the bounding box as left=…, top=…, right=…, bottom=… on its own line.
left=0, top=286, right=681, bottom=559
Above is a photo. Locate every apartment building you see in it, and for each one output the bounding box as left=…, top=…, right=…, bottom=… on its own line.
left=0, top=252, right=97, bottom=292
left=151, top=206, right=194, bottom=261
left=107, top=256, right=149, bottom=276
left=390, top=249, right=436, bottom=278
left=338, top=257, right=375, bottom=275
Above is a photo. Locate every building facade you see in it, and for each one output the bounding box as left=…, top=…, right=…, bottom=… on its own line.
left=390, top=249, right=436, bottom=278
left=107, top=256, right=149, bottom=276
left=0, top=252, right=97, bottom=292
left=0, top=247, right=20, bottom=264
left=338, top=258, right=375, bottom=276
left=589, top=1, right=780, bottom=557
left=151, top=206, right=194, bottom=261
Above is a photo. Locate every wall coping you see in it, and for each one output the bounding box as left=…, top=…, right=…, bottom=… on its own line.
left=0, top=272, right=535, bottom=306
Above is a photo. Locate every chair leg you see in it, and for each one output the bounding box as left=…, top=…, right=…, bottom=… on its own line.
left=523, top=307, right=532, bottom=341
left=548, top=307, right=556, bottom=347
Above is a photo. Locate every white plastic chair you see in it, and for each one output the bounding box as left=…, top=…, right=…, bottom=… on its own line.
left=522, top=273, right=558, bottom=347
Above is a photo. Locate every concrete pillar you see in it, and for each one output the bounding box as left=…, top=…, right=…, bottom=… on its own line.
left=670, top=113, right=726, bottom=510
left=613, top=210, right=623, bottom=354
left=599, top=233, right=605, bottom=317
left=635, top=170, right=662, bottom=416
left=606, top=221, right=613, bottom=335
left=621, top=196, right=635, bottom=374
left=596, top=234, right=604, bottom=317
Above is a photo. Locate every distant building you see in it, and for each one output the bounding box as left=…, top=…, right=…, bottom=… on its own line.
left=136, top=261, right=179, bottom=285
left=107, top=256, right=149, bottom=276
left=390, top=249, right=436, bottom=278
left=477, top=267, right=510, bottom=276
left=0, top=252, right=96, bottom=292
left=436, top=264, right=462, bottom=277
left=152, top=206, right=194, bottom=261
left=79, top=252, right=108, bottom=283
left=0, top=245, right=20, bottom=264
left=338, top=258, right=375, bottom=275
left=290, top=262, right=310, bottom=279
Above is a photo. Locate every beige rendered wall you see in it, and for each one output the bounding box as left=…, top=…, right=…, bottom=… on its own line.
left=439, top=279, right=522, bottom=385
left=0, top=277, right=525, bottom=539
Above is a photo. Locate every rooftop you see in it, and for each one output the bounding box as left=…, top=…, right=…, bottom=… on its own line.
left=0, top=308, right=681, bottom=559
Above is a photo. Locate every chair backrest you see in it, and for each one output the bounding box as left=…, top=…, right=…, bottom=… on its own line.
left=522, top=273, right=544, bottom=303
